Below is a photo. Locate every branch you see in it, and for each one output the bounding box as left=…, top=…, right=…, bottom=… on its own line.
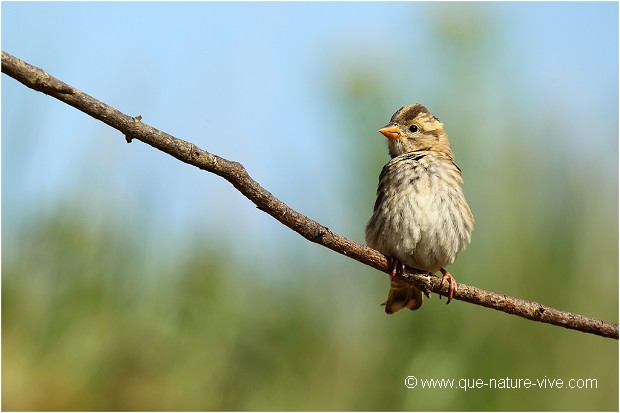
left=3, top=50, right=617, bottom=340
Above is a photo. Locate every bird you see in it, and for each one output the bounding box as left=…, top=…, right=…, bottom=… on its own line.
left=365, top=104, right=474, bottom=313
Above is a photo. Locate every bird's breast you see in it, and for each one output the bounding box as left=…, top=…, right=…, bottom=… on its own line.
left=366, top=155, right=473, bottom=272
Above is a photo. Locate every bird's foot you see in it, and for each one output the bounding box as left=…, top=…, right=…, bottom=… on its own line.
left=439, top=268, right=457, bottom=304
left=387, top=256, right=405, bottom=279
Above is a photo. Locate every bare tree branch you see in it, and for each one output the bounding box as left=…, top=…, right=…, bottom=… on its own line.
left=3, top=50, right=617, bottom=340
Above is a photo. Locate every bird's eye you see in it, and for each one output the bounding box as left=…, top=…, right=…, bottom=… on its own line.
left=408, top=124, right=419, bottom=133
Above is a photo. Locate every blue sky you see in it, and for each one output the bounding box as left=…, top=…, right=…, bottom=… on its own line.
left=3, top=2, right=618, bottom=267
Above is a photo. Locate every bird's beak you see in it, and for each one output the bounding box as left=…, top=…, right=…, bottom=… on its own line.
left=379, top=125, right=401, bottom=141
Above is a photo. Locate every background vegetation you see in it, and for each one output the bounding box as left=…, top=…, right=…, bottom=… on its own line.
left=3, top=2, right=618, bottom=411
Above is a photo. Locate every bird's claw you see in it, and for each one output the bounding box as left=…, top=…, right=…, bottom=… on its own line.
left=439, top=268, right=457, bottom=304
left=387, top=256, right=405, bottom=279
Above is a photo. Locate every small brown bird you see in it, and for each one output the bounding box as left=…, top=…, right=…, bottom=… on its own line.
left=365, top=104, right=474, bottom=313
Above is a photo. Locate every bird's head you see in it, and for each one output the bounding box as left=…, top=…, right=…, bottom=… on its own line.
left=379, top=104, right=453, bottom=158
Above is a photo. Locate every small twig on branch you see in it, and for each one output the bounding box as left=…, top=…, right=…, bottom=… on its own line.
left=2, top=50, right=617, bottom=340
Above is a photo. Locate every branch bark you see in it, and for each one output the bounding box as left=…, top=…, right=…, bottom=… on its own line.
left=3, top=50, right=617, bottom=340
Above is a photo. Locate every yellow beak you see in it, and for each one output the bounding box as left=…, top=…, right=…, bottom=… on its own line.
left=378, top=125, right=401, bottom=141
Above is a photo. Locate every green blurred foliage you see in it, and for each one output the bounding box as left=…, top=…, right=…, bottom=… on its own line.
left=3, top=4, right=618, bottom=412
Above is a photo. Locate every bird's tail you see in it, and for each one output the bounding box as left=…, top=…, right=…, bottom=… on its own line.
left=382, top=277, right=423, bottom=313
